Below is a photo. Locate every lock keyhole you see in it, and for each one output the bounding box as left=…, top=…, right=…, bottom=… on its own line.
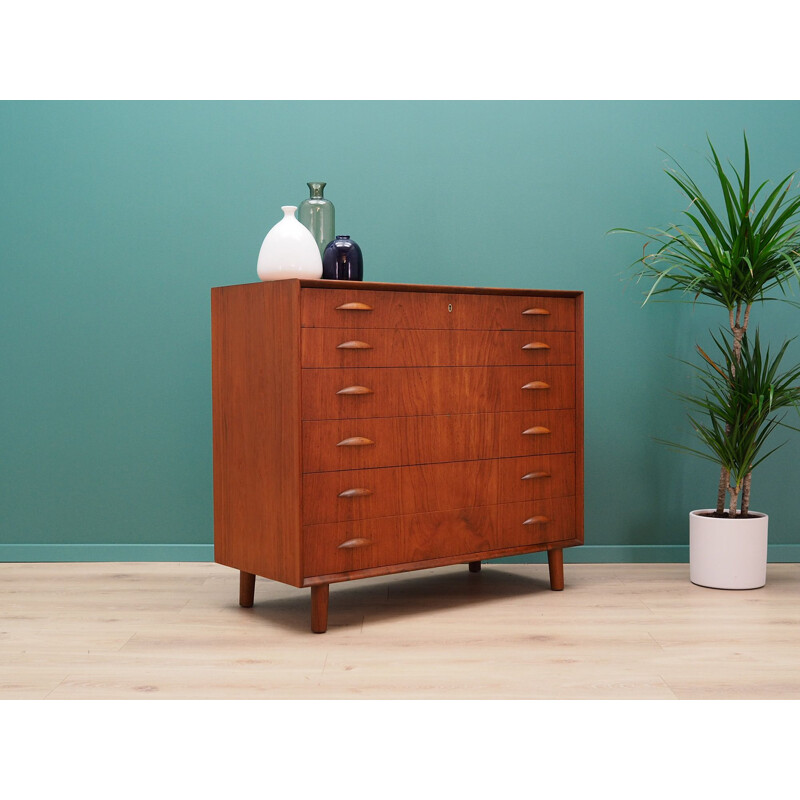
left=448, top=303, right=453, bottom=313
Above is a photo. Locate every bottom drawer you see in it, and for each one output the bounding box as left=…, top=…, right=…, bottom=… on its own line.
left=303, top=496, right=577, bottom=577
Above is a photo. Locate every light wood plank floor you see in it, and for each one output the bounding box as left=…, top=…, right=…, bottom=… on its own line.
left=2, top=561, right=799, bottom=699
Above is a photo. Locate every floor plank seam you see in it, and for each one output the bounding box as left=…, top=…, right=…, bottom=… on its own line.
left=116, top=632, right=139, bottom=652
left=656, top=674, right=679, bottom=699
left=638, top=599, right=657, bottom=615
left=43, top=674, right=71, bottom=700
left=637, top=598, right=658, bottom=614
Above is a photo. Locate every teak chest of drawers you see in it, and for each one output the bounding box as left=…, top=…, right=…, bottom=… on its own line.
left=211, top=279, right=584, bottom=632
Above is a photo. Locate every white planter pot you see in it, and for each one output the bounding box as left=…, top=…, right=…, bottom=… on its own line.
left=689, top=509, right=768, bottom=590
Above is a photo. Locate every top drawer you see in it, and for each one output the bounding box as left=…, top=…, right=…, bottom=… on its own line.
left=301, top=288, right=576, bottom=331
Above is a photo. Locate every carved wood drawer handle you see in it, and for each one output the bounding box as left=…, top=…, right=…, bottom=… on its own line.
left=336, top=385, right=373, bottom=395
left=335, top=302, right=373, bottom=311
left=522, top=341, right=550, bottom=350
left=523, top=426, right=551, bottom=435
left=337, top=340, right=373, bottom=350
left=336, top=436, right=374, bottom=447
left=338, top=488, right=374, bottom=498
left=522, top=307, right=550, bottom=316
left=522, top=471, right=551, bottom=480
left=523, top=515, right=550, bottom=525
left=337, top=538, right=372, bottom=549
left=522, top=381, right=550, bottom=390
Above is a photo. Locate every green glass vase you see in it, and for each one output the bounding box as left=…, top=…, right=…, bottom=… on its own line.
left=298, top=181, right=335, bottom=258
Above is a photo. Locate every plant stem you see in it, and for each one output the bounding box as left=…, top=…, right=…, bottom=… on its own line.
left=741, top=472, right=753, bottom=517
left=732, top=328, right=745, bottom=373
left=718, top=302, right=752, bottom=513
left=731, top=303, right=752, bottom=370
left=716, top=466, right=729, bottom=514
left=729, top=480, right=740, bottom=519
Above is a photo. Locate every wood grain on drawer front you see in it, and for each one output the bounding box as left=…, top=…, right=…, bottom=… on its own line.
left=301, top=329, right=576, bottom=368
left=302, top=289, right=454, bottom=330
left=497, top=453, right=576, bottom=503
left=303, top=414, right=500, bottom=473
left=303, top=459, right=498, bottom=525
left=302, top=411, right=575, bottom=472
left=302, top=455, right=576, bottom=524
left=302, top=466, right=403, bottom=524
left=301, top=366, right=576, bottom=420
left=303, top=507, right=497, bottom=576
left=497, top=410, right=576, bottom=457
left=301, top=288, right=576, bottom=331
left=403, top=496, right=575, bottom=556
left=497, top=496, right=577, bottom=545
left=447, top=294, right=576, bottom=331
left=304, top=516, right=404, bottom=576
left=398, top=413, right=499, bottom=466
left=303, top=496, right=576, bottom=577
left=302, top=417, right=402, bottom=473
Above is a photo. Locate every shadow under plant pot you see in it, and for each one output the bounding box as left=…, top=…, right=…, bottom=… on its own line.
left=689, top=509, right=768, bottom=590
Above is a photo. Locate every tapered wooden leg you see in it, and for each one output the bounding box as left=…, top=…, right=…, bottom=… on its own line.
left=468, top=561, right=482, bottom=573
left=547, top=548, right=564, bottom=591
left=311, top=584, right=329, bottom=633
left=239, top=571, right=256, bottom=607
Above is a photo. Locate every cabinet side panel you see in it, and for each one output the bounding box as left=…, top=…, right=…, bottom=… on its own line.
left=575, top=293, right=585, bottom=545
left=212, top=281, right=302, bottom=587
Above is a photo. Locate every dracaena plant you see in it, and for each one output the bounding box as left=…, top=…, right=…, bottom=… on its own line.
left=611, top=133, right=800, bottom=516
left=662, top=330, right=800, bottom=518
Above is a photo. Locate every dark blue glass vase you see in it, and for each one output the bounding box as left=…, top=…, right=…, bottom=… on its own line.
left=322, top=235, right=363, bottom=281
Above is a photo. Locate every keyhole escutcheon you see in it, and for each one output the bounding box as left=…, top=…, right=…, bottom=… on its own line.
left=448, top=303, right=453, bottom=313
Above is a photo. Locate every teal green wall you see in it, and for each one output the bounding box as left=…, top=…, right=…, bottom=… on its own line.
left=2, top=100, right=799, bottom=562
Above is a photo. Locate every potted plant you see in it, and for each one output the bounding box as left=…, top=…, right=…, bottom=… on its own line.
left=672, top=331, right=800, bottom=587
left=612, top=134, right=800, bottom=588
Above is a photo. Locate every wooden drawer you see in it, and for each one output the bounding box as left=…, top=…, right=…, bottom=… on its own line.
left=302, top=496, right=576, bottom=577
left=497, top=497, right=577, bottom=546
left=302, top=410, right=575, bottom=472
left=301, top=365, right=576, bottom=420
left=302, top=455, right=576, bottom=525
left=497, top=453, right=576, bottom=503
left=301, top=328, right=576, bottom=368
left=301, top=288, right=576, bottom=331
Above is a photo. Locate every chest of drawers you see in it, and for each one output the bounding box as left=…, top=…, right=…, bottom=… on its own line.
left=211, top=279, right=584, bottom=632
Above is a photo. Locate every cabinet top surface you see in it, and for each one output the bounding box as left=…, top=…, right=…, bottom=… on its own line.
left=212, top=279, right=582, bottom=298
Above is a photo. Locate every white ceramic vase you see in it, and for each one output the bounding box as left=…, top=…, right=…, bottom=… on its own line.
left=689, top=509, right=768, bottom=589
left=257, top=205, right=323, bottom=281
